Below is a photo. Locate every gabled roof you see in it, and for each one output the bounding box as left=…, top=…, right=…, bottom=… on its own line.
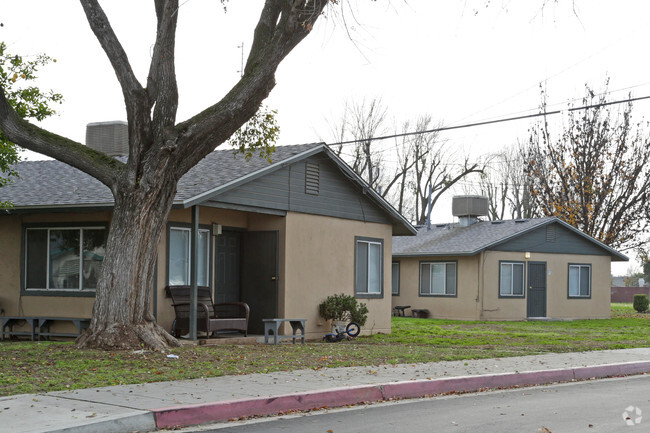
left=392, top=216, right=627, bottom=261
left=1, top=143, right=416, bottom=235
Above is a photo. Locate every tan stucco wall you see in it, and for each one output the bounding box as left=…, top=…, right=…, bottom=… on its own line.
left=481, top=251, right=611, bottom=320
left=391, top=256, right=480, bottom=320
left=2, top=207, right=395, bottom=339
left=0, top=212, right=110, bottom=333
left=392, top=250, right=612, bottom=321
left=0, top=215, right=22, bottom=315
left=283, top=212, right=393, bottom=339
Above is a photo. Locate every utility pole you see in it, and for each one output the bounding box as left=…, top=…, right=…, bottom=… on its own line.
left=426, top=183, right=432, bottom=231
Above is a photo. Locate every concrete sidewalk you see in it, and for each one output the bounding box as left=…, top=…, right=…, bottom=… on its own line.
left=2, top=348, right=650, bottom=433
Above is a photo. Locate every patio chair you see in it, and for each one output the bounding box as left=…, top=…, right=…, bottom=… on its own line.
left=167, top=286, right=249, bottom=337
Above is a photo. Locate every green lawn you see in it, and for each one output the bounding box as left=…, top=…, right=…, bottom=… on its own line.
left=1, top=303, right=648, bottom=397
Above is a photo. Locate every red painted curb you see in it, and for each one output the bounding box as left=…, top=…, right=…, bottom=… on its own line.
left=380, top=368, right=575, bottom=400
left=152, top=361, right=650, bottom=429
left=573, top=360, right=650, bottom=380
left=153, top=384, right=383, bottom=429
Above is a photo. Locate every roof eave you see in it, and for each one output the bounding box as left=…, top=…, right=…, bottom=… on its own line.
left=393, top=251, right=479, bottom=258
left=2, top=203, right=115, bottom=214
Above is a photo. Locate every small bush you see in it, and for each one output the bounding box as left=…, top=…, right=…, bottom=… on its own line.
left=633, top=294, right=649, bottom=313
left=318, top=293, right=368, bottom=326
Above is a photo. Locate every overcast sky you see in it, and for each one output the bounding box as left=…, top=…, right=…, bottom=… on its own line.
left=3, top=1, right=649, bottom=272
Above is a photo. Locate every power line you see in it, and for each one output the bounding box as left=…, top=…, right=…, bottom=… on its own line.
left=328, top=94, right=650, bottom=147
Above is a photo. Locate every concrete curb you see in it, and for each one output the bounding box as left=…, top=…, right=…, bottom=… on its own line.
left=40, top=412, right=156, bottom=433
left=152, top=360, right=650, bottom=430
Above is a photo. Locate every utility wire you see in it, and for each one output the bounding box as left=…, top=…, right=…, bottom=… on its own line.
left=328, top=94, right=650, bottom=147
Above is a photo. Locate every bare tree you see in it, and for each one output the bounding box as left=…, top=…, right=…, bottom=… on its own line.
left=0, top=0, right=330, bottom=350
left=409, top=116, right=484, bottom=225
left=383, top=122, right=416, bottom=214
left=344, top=98, right=389, bottom=190
left=477, top=144, right=537, bottom=220
left=525, top=83, right=650, bottom=251
left=325, top=106, right=483, bottom=225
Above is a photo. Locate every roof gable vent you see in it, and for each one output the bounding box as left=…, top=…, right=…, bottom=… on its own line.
left=86, top=121, right=128, bottom=157
left=546, top=225, right=556, bottom=242
left=305, top=162, right=319, bottom=195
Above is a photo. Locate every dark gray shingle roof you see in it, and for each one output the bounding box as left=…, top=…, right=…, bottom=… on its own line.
left=1, top=143, right=321, bottom=209
left=392, top=217, right=627, bottom=261
left=393, top=218, right=552, bottom=256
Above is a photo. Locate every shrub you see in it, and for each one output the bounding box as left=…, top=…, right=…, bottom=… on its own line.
left=633, top=294, right=649, bottom=313
left=318, top=293, right=368, bottom=326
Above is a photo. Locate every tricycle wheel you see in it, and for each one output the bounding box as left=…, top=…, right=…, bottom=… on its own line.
left=346, top=322, right=361, bottom=337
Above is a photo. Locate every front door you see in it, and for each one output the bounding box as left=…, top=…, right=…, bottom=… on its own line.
left=240, top=231, right=279, bottom=334
left=527, top=262, right=547, bottom=318
left=215, top=231, right=241, bottom=303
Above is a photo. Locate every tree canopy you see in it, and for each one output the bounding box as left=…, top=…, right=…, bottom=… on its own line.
left=525, top=83, right=650, bottom=251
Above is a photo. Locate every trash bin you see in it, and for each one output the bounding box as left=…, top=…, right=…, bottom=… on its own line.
left=411, top=309, right=430, bottom=319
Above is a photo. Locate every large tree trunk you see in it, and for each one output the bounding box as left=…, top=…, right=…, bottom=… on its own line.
left=77, top=167, right=180, bottom=350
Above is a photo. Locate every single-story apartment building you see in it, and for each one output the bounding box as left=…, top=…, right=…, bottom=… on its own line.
left=391, top=196, right=627, bottom=320
left=0, top=122, right=416, bottom=339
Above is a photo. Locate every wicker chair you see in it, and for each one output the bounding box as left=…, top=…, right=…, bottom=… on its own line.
left=167, top=286, right=249, bottom=337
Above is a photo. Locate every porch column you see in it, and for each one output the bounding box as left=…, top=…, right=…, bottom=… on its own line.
left=189, top=205, right=199, bottom=341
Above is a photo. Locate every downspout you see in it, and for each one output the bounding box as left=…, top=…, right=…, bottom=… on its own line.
left=189, top=205, right=199, bottom=341
left=478, top=250, right=485, bottom=320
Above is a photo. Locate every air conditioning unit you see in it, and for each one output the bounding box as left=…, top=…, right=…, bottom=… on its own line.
left=452, top=195, right=488, bottom=226
left=85, top=121, right=128, bottom=157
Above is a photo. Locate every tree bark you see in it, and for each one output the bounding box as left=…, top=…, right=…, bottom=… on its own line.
left=77, top=160, right=180, bottom=350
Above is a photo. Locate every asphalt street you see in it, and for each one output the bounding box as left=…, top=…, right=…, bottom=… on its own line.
left=184, top=375, right=650, bottom=433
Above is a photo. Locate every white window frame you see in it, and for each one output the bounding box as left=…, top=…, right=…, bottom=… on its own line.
left=24, top=226, right=106, bottom=292
left=168, top=226, right=210, bottom=287
left=568, top=264, right=591, bottom=298
left=419, top=261, right=457, bottom=296
left=355, top=237, right=383, bottom=297
left=499, top=262, right=525, bottom=297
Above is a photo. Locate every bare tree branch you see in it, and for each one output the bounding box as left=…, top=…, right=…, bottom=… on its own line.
left=0, top=87, right=122, bottom=188
left=174, top=0, right=328, bottom=174
left=80, top=0, right=152, bottom=173
left=147, top=0, right=179, bottom=143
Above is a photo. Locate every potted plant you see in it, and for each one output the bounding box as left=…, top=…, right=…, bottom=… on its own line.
left=318, top=293, right=368, bottom=333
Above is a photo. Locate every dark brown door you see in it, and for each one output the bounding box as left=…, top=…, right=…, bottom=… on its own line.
left=214, top=231, right=241, bottom=304
left=240, top=231, right=279, bottom=334
left=527, top=262, right=547, bottom=318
